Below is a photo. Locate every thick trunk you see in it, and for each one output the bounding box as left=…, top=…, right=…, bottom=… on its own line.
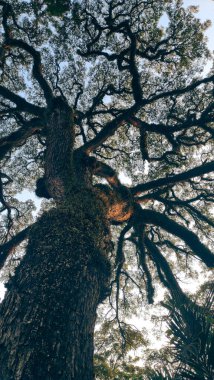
left=0, top=98, right=114, bottom=379
left=0, top=191, right=111, bottom=379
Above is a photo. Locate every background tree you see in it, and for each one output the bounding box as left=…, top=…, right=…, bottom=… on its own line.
left=0, top=0, right=213, bottom=379
left=94, top=283, right=214, bottom=379
left=143, top=282, right=214, bottom=380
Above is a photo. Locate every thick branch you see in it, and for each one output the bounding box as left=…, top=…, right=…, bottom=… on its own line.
left=132, top=160, right=214, bottom=195
left=79, top=104, right=140, bottom=153
left=145, top=236, right=187, bottom=302
left=83, top=155, right=121, bottom=187
left=79, top=113, right=126, bottom=153
left=144, top=75, right=214, bottom=105
left=1, top=0, right=53, bottom=103
left=134, top=224, right=154, bottom=304
left=0, top=86, right=44, bottom=116
left=128, top=115, right=205, bottom=136
left=151, top=196, right=214, bottom=229
left=0, top=226, right=31, bottom=269
left=0, top=117, right=43, bottom=160
left=45, top=97, right=74, bottom=200
left=114, top=224, right=131, bottom=318
left=126, top=23, right=143, bottom=104
left=79, top=75, right=214, bottom=154
left=137, top=208, right=214, bottom=267
left=6, top=38, right=53, bottom=104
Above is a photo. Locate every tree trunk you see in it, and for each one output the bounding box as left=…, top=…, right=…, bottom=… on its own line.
left=0, top=191, right=111, bottom=380
left=0, top=97, right=112, bottom=379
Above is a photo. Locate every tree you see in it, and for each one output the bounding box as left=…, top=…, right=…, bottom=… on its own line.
left=145, top=282, right=214, bottom=380
left=94, top=284, right=214, bottom=380
left=0, top=0, right=213, bottom=378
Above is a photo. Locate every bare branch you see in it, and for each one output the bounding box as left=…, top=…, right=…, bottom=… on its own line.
left=133, top=222, right=154, bottom=303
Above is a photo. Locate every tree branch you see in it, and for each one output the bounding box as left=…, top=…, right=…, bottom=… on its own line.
left=0, top=225, right=31, bottom=269
left=78, top=113, right=126, bottom=153
left=83, top=155, right=121, bottom=187
left=136, top=207, right=214, bottom=267
left=6, top=38, right=53, bottom=104
left=145, top=236, right=187, bottom=303
left=1, top=0, right=53, bottom=103
left=150, top=195, right=214, bottom=229
left=132, top=160, right=214, bottom=195
left=144, top=75, right=214, bottom=105
left=0, top=117, right=44, bottom=160
left=0, top=86, right=45, bottom=116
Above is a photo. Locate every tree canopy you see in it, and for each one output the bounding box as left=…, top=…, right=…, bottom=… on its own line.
left=0, top=0, right=214, bottom=378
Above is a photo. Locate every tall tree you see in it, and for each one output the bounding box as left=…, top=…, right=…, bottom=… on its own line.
left=0, top=0, right=213, bottom=379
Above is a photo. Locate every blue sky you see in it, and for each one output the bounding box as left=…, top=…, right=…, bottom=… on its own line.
left=184, top=0, right=214, bottom=50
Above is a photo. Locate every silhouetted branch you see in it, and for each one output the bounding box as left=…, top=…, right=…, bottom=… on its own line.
left=133, top=222, right=154, bottom=304
left=79, top=110, right=130, bottom=153
left=0, top=86, right=44, bottom=116
left=150, top=195, right=214, bottom=229
left=145, top=236, right=187, bottom=303
left=132, top=160, right=214, bottom=195
left=83, top=155, right=121, bottom=187
left=0, top=225, right=32, bottom=269
left=145, top=75, right=214, bottom=105
left=136, top=207, right=214, bottom=267
left=1, top=1, right=53, bottom=103
left=0, top=117, right=44, bottom=160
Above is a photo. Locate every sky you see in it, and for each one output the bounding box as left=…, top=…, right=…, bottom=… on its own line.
left=184, top=0, right=214, bottom=51
left=0, top=0, right=214, bottom=303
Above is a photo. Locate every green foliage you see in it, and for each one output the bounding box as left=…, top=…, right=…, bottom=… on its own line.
left=0, top=0, right=214, bottom=377
left=94, top=284, right=214, bottom=379
left=145, top=370, right=173, bottom=380
left=95, top=320, right=148, bottom=379
left=148, top=284, right=214, bottom=379
left=44, top=0, right=70, bottom=16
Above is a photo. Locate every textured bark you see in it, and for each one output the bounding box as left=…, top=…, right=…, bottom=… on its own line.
left=44, top=97, right=74, bottom=200
left=0, top=191, right=111, bottom=380
left=0, top=97, right=112, bottom=379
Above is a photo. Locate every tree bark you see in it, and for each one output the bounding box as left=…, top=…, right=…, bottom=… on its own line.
left=0, top=191, right=111, bottom=380
left=0, top=97, right=112, bottom=379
